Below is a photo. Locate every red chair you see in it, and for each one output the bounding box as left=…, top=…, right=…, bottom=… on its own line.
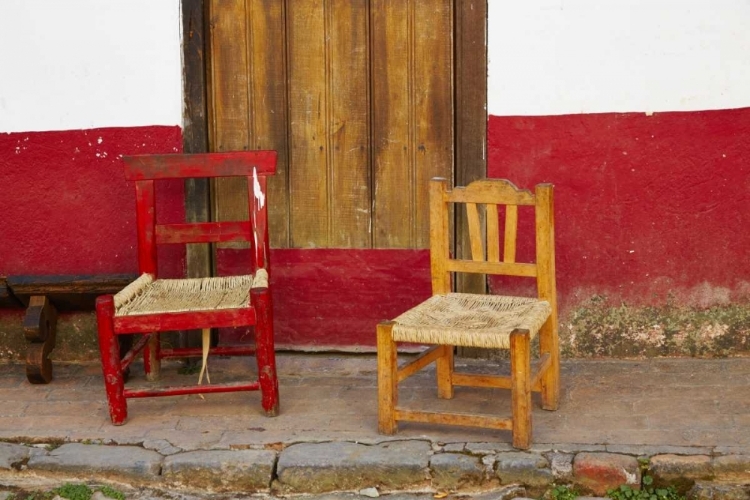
left=95, top=151, right=279, bottom=425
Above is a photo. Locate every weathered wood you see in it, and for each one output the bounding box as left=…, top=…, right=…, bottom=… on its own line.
left=182, top=0, right=213, bottom=318
left=371, top=0, right=453, bottom=248
left=22, top=296, right=56, bottom=342
left=453, top=370, right=545, bottom=393
left=436, top=344, right=454, bottom=399
left=504, top=205, right=519, bottom=263
left=156, top=221, right=252, bottom=245
left=394, top=409, right=513, bottom=431
left=181, top=0, right=212, bottom=279
left=397, top=346, right=443, bottom=382
left=208, top=0, right=290, bottom=248
left=8, top=275, right=136, bottom=297
left=288, top=0, right=370, bottom=248
left=452, top=0, right=488, bottom=342
left=23, top=296, right=58, bottom=384
left=487, top=204, right=500, bottom=263
left=446, top=260, right=537, bottom=277
left=449, top=179, right=535, bottom=206
left=429, top=178, right=451, bottom=294
left=377, top=321, right=398, bottom=434
left=327, top=0, right=370, bottom=248
left=208, top=0, right=251, bottom=247
left=245, top=0, right=290, bottom=248
left=182, top=0, right=209, bottom=157
left=466, top=202, right=484, bottom=261
left=0, top=276, right=22, bottom=308
left=510, top=329, right=532, bottom=449
left=26, top=341, right=54, bottom=385
left=7, top=274, right=136, bottom=310
left=124, top=152, right=277, bottom=180
left=535, top=184, right=560, bottom=410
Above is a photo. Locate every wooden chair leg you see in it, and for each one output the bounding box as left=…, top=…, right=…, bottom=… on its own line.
left=510, top=329, right=531, bottom=449
left=96, top=295, right=127, bottom=425
left=377, top=321, right=398, bottom=434
left=539, top=318, right=560, bottom=410
left=144, top=332, right=161, bottom=382
left=252, top=287, right=279, bottom=416
left=436, top=344, right=454, bottom=399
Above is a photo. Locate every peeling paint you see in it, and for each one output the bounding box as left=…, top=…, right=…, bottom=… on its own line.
left=252, top=167, right=266, bottom=209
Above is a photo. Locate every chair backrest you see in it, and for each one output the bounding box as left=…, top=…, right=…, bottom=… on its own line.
left=429, top=177, right=556, bottom=307
left=122, top=151, right=277, bottom=277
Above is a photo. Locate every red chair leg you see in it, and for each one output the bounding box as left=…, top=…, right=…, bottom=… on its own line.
left=95, top=295, right=127, bottom=425
left=251, top=287, right=279, bottom=416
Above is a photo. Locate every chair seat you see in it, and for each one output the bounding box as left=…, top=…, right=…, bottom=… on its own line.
left=391, top=293, right=551, bottom=349
left=113, top=269, right=269, bottom=317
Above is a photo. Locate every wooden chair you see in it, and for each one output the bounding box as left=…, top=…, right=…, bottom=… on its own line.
left=95, top=151, right=279, bottom=425
left=376, top=177, right=559, bottom=449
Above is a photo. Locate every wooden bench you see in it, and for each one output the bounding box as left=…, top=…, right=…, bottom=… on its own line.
left=3, top=274, right=135, bottom=384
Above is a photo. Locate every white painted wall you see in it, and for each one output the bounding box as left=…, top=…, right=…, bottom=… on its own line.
left=0, top=0, right=182, bottom=133
left=488, top=0, right=750, bottom=116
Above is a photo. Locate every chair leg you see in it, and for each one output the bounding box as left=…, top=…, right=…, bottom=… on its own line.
left=436, top=344, right=454, bottom=399
left=510, top=329, right=531, bottom=449
left=95, top=296, right=127, bottom=425
left=144, top=333, right=161, bottom=382
left=252, top=287, right=279, bottom=416
left=377, top=321, right=398, bottom=434
left=539, top=318, right=560, bottom=411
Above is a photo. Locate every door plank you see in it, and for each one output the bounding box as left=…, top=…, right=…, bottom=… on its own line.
left=372, top=0, right=454, bottom=249
left=247, top=0, right=290, bottom=247
left=288, top=0, right=329, bottom=247
left=413, top=0, right=454, bottom=248
left=209, top=0, right=251, bottom=248
left=328, top=0, right=370, bottom=247
left=371, top=0, right=412, bottom=248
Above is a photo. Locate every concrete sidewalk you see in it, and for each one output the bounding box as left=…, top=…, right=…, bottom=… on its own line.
left=0, top=354, right=748, bottom=497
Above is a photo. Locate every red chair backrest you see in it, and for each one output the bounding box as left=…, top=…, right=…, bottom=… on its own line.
left=122, top=151, right=277, bottom=277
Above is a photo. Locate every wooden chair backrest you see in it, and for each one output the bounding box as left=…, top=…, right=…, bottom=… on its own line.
left=122, top=151, right=277, bottom=277
left=429, top=177, right=556, bottom=306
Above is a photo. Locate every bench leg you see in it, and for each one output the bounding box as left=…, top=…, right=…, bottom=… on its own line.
left=23, top=296, right=57, bottom=384
left=96, top=295, right=127, bottom=425
left=251, top=287, right=279, bottom=416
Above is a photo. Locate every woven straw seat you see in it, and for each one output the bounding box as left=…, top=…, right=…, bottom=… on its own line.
left=392, top=293, right=551, bottom=349
left=377, top=177, right=560, bottom=450
left=114, top=270, right=268, bottom=317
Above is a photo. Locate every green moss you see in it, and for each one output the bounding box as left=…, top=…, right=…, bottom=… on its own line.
left=562, top=295, right=750, bottom=358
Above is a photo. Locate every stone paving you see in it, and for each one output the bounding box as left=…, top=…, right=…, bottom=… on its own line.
left=0, top=354, right=748, bottom=498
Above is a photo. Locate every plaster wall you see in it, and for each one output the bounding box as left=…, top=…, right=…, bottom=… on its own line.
left=487, top=1, right=750, bottom=355
left=0, top=0, right=185, bottom=278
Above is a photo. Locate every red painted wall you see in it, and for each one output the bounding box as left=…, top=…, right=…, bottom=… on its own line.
left=217, top=248, right=432, bottom=348
left=487, top=107, right=750, bottom=312
left=0, top=126, right=185, bottom=277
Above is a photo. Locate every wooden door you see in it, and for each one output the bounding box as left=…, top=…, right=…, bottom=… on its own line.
left=207, top=0, right=455, bottom=249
